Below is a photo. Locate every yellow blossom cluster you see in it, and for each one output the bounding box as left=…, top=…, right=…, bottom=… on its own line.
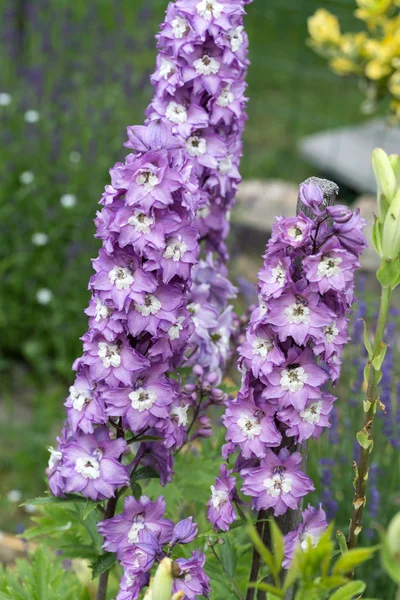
left=307, top=2, right=400, bottom=120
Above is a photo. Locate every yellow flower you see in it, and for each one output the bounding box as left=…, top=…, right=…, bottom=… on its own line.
left=308, top=9, right=341, bottom=45
left=365, top=59, right=392, bottom=78
left=340, top=32, right=368, bottom=55
left=330, top=56, right=359, bottom=75
left=389, top=70, right=400, bottom=97
left=355, top=0, right=393, bottom=20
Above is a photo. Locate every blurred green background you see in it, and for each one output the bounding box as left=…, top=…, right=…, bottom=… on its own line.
left=0, top=2, right=398, bottom=595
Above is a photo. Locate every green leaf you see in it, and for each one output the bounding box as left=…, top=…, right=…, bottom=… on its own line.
left=329, top=580, right=366, bottom=600
left=269, top=519, right=284, bottom=575
left=219, top=538, right=237, bottom=578
left=130, top=466, right=160, bottom=483
left=336, top=530, right=348, bottom=555
left=381, top=537, right=400, bottom=584
left=248, top=582, right=283, bottom=597
left=318, top=575, right=349, bottom=590
left=131, top=482, right=143, bottom=499
left=22, top=494, right=86, bottom=506
left=282, top=554, right=299, bottom=592
left=356, top=431, right=373, bottom=450
left=361, top=320, right=373, bottom=357
left=332, top=546, right=377, bottom=575
left=82, top=499, right=101, bottom=520
left=371, top=344, right=387, bottom=371
left=246, top=522, right=277, bottom=580
left=90, top=552, right=117, bottom=580
left=377, top=259, right=399, bottom=288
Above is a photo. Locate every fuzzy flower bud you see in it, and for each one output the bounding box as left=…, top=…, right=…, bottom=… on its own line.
left=372, top=148, right=398, bottom=218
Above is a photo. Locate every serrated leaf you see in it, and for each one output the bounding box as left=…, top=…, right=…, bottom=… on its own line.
left=332, top=547, right=377, bottom=575
left=82, top=499, right=101, bottom=520
left=23, top=494, right=86, bottom=506
left=269, top=519, right=284, bottom=574
left=90, top=552, right=116, bottom=580
left=130, top=466, right=160, bottom=483
left=329, top=580, right=366, bottom=600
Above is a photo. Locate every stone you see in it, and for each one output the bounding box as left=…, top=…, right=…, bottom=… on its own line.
left=299, top=118, right=400, bottom=194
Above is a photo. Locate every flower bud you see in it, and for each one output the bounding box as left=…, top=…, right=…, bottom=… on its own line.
left=170, top=517, right=198, bottom=546
left=171, top=593, right=185, bottom=600
left=193, top=364, right=204, bottom=378
left=206, top=372, right=218, bottom=385
left=183, top=384, right=196, bottom=394
left=382, top=188, right=400, bottom=259
left=372, top=148, right=398, bottom=216
left=151, top=557, right=180, bottom=600
left=326, top=204, right=352, bottom=224
left=389, top=154, right=400, bottom=181
left=386, top=512, right=400, bottom=558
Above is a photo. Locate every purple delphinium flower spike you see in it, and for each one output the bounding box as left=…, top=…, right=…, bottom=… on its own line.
left=208, top=181, right=366, bottom=530
left=283, top=504, right=328, bottom=568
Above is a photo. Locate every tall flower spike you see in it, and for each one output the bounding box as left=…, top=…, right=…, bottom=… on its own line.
left=208, top=178, right=366, bottom=543
left=147, top=0, right=252, bottom=381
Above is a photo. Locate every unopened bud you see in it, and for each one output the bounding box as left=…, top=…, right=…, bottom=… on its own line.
left=206, top=372, right=218, bottom=385
left=389, top=154, right=400, bottom=181
left=387, top=512, right=400, bottom=559
left=382, top=189, right=400, bottom=259
left=193, top=364, right=204, bottom=378
left=372, top=148, right=398, bottom=217
left=171, top=593, right=185, bottom=600
left=152, top=557, right=179, bottom=600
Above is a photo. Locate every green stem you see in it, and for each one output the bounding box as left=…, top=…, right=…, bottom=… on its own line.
left=347, top=284, right=392, bottom=549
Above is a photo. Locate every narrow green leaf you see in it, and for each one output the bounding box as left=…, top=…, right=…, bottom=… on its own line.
left=131, top=482, right=143, bottom=499
left=90, top=553, right=116, bottom=580
left=329, top=580, right=366, bottom=600
left=371, top=344, right=387, bottom=371
left=361, top=319, right=373, bottom=357
left=22, top=494, right=86, bottom=506
left=82, top=499, right=101, bottom=520
left=130, top=466, right=159, bottom=483
left=336, top=530, right=348, bottom=555
left=282, top=554, right=299, bottom=592
left=219, top=538, right=237, bottom=578
left=246, top=522, right=276, bottom=580
left=269, top=519, right=284, bottom=575
left=248, top=582, right=283, bottom=597
left=332, top=547, right=377, bottom=575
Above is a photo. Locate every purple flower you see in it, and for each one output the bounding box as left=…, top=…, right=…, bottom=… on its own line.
left=270, top=215, right=312, bottom=249
left=173, top=551, right=210, bottom=599
left=239, top=325, right=285, bottom=378
left=277, top=392, right=336, bottom=442
left=116, top=571, right=150, bottom=600
left=207, top=465, right=238, bottom=532
left=299, top=182, right=324, bottom=215
left=283, top=504, right=327, bottom=568
left=241, top=448, right=314, bottom=516
left=64, top=369, right=107, bottom=434
left=303, top=241, right=359, bottom=295
left=98, top=495, right=174, bottom=558
left=170, top=517, right=198, bottom=546
left=59, top=427, right=129, bottom=501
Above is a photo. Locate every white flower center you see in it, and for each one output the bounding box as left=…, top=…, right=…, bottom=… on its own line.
left=219, top=155, right=232, bottom=175
left=48, top=446, right=62, bottom=470
left=196, top=205, right=210, bottom=219
left=271, top=263, right=286, bottom=284
left=217, top=85, right=234, bottom=107
left=280, top=367, right=308, bottom=392
left=168, top=317, right=185, bottom=340
left=252, top=337, right=273, bottom=359
left=259, top=296, right=267, bottom=316
left=324, top=321, right=339, bottom=343
left=69, top=385, right=92, bottom=412
left=108, top=266, right=134, bottom=290
left=196, top=0, right=223, bottom=20
left=127, top=516, right=145, bottom=544
left=237, top=414, right=262, bottom=440
left=171, top=404, right=189, bottom=426
left=135, top=170, right=159, bottom=191
left=210, top=485, right=229, bottom=509
left=300, top=401, right=323, bottom=424
left=284, top=302, right=310, bottom=324
left=263, top=472, right=292, bottom=497
left=129, top=387, right=157, bottom=412
left=159, top=58, right=174, bottom=79
left=163, top=238, right=187, bottom=261
left=75, top=455, right=101, bottom=479
left=128, top=211, right=154, bottom=234
left=287, top=224, right=304, bottom=242
left=194, top=54, right=220, bottom=76
left=166, top=101, right=187, bottom=124
left=94, top=298, right=111, bottom=321
left=171, top=16, right=189, bottom=38
left=98, top=341, right=121, bottom=368
left=186, top=135, right=207, bottom=157
left=135, top=294, right=162, bottom=317
left=229, top=26, right=244, bottom=51
left=317, top=256, right=342, bottom=278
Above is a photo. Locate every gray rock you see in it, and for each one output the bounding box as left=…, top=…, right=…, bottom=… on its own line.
left=299, top=118, right=399, bottom=194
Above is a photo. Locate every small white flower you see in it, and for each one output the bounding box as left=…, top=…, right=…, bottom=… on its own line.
left=24, top=109, right=40, bottom=123
left=48, top=446, right=62, bottom=470
left=36, top=288, right=53, bottom=305
left=196, top=0, right=224, bottom=20
left=98, top=341, right=121, bottom=368
left=20, top=171, right=35, bottom=185
left=218, top=155, right=232, bottom=175
left=108, top=266, right=134, bottom=290
left=271, top=263, right=286, bottom=285
left=317, top=256, right=342, bottom=278
left=159, top=58, right=174, bottom=79
left=7, top=489, right=22, bottom=503
left=300, top=401, right=323, bottom=425
left=229, top=26, right=244, bottom=52
left=69, top=385, right=92, bottom=412
left=194, top=54, right=220, bottom=76
left=237, top=414, right=262, bottom=440
left=0, top=93, right=12, bottom=106
left=217, top=86, right=234, bottom=107
left=135, top=171, right=159, bottom=190
left=186, top=135, right=207, bottom=157
left=284, top=303, right=310, bottom=324
left=129, top=387, right=157, bottom=412
left=128, top=211, right=154, bottom=234
left=324, top=321, right=339, bottom=343
left=263, top=473, right=292, bottom=497
left=135, top=294, right=161, bottom=317
left=60, top=193, right=77, bottom=208
left=75, top=456, right=100, bottom=479
left=168, top=316, right=185, bottom=340
left=258, top=296, right=267, bottom=316
left=69, top=151, right=81, bottom=164
left=171, top=16, right=189, bottom=38
left=210, top=486, right=229, bottom=510
left=166, top=101, right=187, bottom=124
left=171, top=404, right=189, bottom=427
left=280, top=367, right=308, bottom=392
left=252, top=337, right=273, bottom=359
left=31, top=232, right=48, bottom=246
left=163, top=239, right=187, bottom=261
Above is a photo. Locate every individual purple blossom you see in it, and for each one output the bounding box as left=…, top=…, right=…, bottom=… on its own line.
left=303, top=240, right=360, bottom=295
left=278, top=392, right=336, bottom=442
left=241, top=448, right=314, bottom=516
left=59, top=427, right=129, bottom=501
left=64, top=368, right=108, bottom=434
left=173, top=550, right=210, bottom=599
left=116, top=571, right=150, bottom=600
left=239, top=325, right=285, bottom=378
left=170, top=517, right=198, bottom=546
left=207, top=465, right=238, bottom=532
left=299, top=182, right=324, bottom=215
left=283, top=504, right=328, bottom=568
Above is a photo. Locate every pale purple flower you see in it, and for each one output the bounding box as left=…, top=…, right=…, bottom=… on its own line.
left=278, top=392, right=336, bottom=442
left=207, top=465, right=238, bottom=532
left=173, top=551, right=210, bottom=599
left=170, top=517, right=198, bottom=546
left=299, top=182, right=324, bottom=215
left=283, top=504, right=327, bottom=568
left=116, top=572, right=150, bottom=600
left=239, top=325, right=285, bottom=378
left=65, top=369, right=107, bottom=434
